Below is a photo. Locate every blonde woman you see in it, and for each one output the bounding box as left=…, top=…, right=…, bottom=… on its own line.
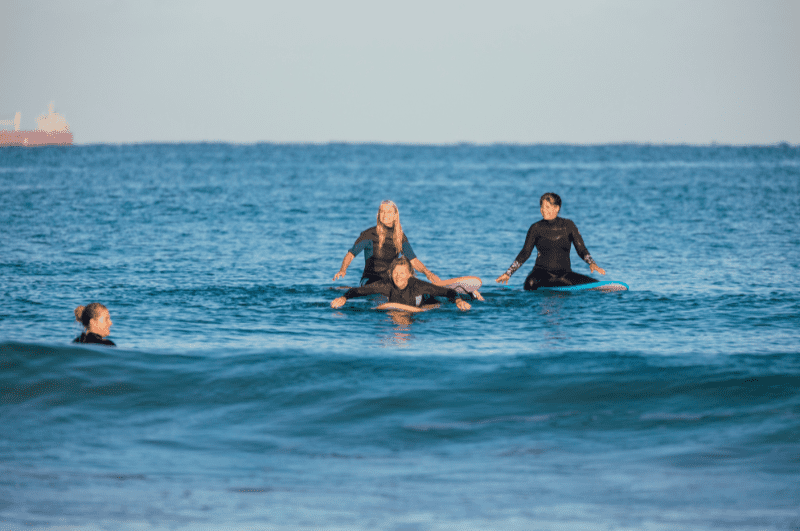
left=333, top=200, right=441, bottom=286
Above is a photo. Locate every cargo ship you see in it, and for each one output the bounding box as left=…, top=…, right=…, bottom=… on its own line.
left=0, top=102, right=73, bottom=146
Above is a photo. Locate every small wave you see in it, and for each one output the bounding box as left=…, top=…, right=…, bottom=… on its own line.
left=406, top=411, right=578, bottom=431
left=639, top=411, right=737, bottom=422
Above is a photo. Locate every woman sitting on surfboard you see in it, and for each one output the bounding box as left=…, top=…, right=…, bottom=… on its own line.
left=332, top=258, right=471, bottom=311
left=333, top=200, right=441, bottom=286
left=496, top=193, right=606, bottom=290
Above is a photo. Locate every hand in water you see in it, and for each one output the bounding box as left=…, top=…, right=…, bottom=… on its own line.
left=455, top=299, right=471, bottom=311
left=331, top=296, right=346, bottom=309
left=590, top=263, right=606, bottom=275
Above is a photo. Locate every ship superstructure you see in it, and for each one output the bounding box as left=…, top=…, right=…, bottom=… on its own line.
left=0, top=102, right=73, bottom=146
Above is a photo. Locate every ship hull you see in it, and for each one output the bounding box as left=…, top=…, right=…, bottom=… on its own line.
left=0, top=130, right=73, bottom=146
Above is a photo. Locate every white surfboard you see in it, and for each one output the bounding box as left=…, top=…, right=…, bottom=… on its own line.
left=435, top=276, right=483, bottom=297
left=374, top=302, right=440, bottom=313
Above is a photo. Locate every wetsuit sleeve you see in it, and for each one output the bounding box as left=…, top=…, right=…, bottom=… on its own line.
left=505, top=224, right=537, bottom=276
left=343, top=280, right=392, bottom=300
left=567, top=219, right=596, bottom=265
left=348, top=231, right=373, bottom=257
left=413, top=279, right=460, bottom=303
left=401, top=237, right=417, bottom=261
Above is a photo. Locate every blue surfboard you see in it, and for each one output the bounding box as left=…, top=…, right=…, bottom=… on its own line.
left=538, top=281, right=629, bottom=292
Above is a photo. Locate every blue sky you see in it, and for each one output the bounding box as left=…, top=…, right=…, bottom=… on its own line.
left=2, top=0, right=798, bottom=144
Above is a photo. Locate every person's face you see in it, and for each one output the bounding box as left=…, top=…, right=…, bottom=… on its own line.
left=379, top=204, right=397, bottom=227
left=392, top=264, right=413, bottom=289
left=540, top=200, right=560, bottom=221
left=90, top=309, right=112, bottom=337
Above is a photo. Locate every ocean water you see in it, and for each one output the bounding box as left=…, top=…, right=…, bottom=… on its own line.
left=1, top=143, right=799, bottom=530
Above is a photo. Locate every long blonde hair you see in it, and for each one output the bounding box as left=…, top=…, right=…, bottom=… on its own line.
left=376, top=200, right=404, bottom=254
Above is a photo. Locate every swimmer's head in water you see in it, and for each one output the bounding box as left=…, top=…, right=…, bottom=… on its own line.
left=74, top=302, right=113, bottom=337
left=539, top=192, right=561, bottom=221
left=389, top=257, right=415, bottom=289
left=376, top=200, right=404, bottom=252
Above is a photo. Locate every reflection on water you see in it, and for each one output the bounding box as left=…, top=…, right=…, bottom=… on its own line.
left=380, top=310, right=415, bottom=345
left=539, top=293, right=568, bottom=344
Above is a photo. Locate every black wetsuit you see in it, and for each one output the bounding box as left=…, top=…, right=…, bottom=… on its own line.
left=504, top=217, right=598, bottom=290
left=343, top=277, right=460, bottom=307
left=349, top=226, right=418, bottom=285
left=73, top=332, right=116, bottom=346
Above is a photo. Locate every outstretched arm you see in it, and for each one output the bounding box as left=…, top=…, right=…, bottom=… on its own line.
left=415, top=279, right=470, bottom=310
left=331, top=283, right=383, bottom=308
left=410, top=258, right=441, bottom=283
left=333, top=252, right=355, bottom=281
left=568, top=219, right=605, bottom=276
left=331, top=282, right=392, bottom=309
left=496, top=273, right=510, bottom=284
left=497, top=225, right=537, bottom=284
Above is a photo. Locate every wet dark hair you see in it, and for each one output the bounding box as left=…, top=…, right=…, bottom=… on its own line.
left=74, top=302, right=108, bottom=328
left=389, top=257, right=415, bottom=278
left=539, top=192, right=562, bottom=208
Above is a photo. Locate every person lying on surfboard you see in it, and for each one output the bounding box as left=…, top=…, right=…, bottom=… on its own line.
left=496, top=192, right=606, bottom=290
left=331, top=257, right=471, bottom=311
left=333, top=200, right=441, bottom=286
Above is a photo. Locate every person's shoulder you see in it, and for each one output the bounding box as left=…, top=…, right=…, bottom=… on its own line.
left=529, top=219, right=549, bottom=231
left=358, top=226, right=378, bottom=239
left=560, top=217, right=578, bottom=229
left=362, top=279, right=393, bottom=294
left=358, top=278, right=392, bottom=290
left=351, top=227, right=378, bottom=247
left=80, top=332, right=116, bottom=346
left=409, top=277, right=433, bottom=288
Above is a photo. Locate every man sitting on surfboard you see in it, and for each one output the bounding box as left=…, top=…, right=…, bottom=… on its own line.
left=496, top=192, right=606, bottom=290
left=331, top=258, right=471, bottom=311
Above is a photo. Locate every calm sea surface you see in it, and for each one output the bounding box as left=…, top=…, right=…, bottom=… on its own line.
left=1, top=143, right=799, bottom=530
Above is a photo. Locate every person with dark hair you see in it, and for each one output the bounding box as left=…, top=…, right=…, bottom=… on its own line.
left=333, top=200, right=441, bottom=286
left=496, top=193, right=606, bottom=290
left=73, top=303, right=116, bottom=346
left=332, top=257, right=471, bottom=311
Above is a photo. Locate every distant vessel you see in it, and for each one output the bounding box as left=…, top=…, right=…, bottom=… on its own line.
left=0, top=102, right=73, bottom=146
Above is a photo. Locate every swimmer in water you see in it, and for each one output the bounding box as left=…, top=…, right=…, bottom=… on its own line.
left=73, top=303, right=116, bottom=346
left=332, top=257, right=471, bottom=311
left=333, top=200, right=441, bottom=286
left=496, top=192, right=606, bottom=290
